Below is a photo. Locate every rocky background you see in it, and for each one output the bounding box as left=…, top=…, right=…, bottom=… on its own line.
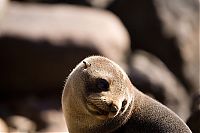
left=0, top=0, right=199, bottom=132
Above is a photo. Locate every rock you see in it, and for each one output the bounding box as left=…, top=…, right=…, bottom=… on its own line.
left=0, top=2, right=130, bottom=94
left=0, top=118, right=8, bottom=132
left=10, top=0, right=89, bottom=5
left=13, top=0, right=199, bottom=93
left=11, top=0, right=114, bottom=7
left=7, top=115, right=36, bottom=132
left=154, top=0, right=199, bottom=92
left=86, top=0, right=115, bottom=8
left=0, top=94, right=67, bottom=132
left=0, top=0, right=9, bottom=21
left=128, top=50, right=191, bottom=121
left=108, top=0, right=199, bottom=92
left=39, top=110, right=67, bottom=132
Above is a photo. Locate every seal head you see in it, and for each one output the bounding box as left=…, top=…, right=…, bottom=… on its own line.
left=62, top=56, right=133, bottom=133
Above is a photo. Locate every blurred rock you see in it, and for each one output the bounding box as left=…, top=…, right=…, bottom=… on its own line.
left=11, top=0, right=114, bottom=7
left=12, top=0, right=199, bottom=93
left=11, top=0, right=88, bottom=4
left=40, top=110, right=67, bottom=132
left=108, top=0, right=199, bottom=92
left=14, top=0, right=114, bottom=8
left=0, top=95, right=67, bottom=132
left=7, top=115, right=36, bottom=132
left=154, top=0, right=199, bottom=93
left=0, top=2, right=130, bottom=94
left=0, top=0, right=9, bottom=21
left=128, top=50, right=191, bottom=121
left=0, top=118, right=8, bottom=132
left=86, top=0, right=114, bottom=8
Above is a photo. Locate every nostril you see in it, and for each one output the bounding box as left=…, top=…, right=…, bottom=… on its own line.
left=107, top=101, right=118, bottom=113
left=110, top=104, right=118, bottom=113
left=122, top=100, right=127, bottom=108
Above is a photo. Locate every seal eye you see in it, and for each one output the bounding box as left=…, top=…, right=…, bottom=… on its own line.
left=96, top=78, right=109, bottom=91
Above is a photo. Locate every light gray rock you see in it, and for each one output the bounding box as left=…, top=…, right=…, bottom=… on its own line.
left=0, top=2, right=130, bottom=92
left=0, top=2, right=130, bottom=64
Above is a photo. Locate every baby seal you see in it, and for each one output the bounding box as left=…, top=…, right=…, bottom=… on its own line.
left=62, top=56, right=191, bottom=133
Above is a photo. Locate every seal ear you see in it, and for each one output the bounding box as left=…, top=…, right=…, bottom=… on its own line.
left=83, top=61, right=91, bottom=69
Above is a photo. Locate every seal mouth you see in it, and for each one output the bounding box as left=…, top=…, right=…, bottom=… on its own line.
left=86, top=102, right=110, bottom=116
left=86, top=100, right=120, bottom=120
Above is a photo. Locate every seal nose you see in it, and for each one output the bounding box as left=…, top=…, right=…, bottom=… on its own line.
left=107, top=101, right=118, bottom=113
left=110, top=104, right=118, bottom=113
left=107, top=102, right=119, bottom=118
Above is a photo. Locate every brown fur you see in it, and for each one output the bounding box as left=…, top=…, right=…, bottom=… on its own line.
left=62, top=56, right=191, bottom=133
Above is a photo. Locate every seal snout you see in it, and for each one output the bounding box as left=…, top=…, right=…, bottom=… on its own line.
left=87, top=97, right=121, bottom=118
left=110, top=103, right=118, bottom=113
left=102, top=99, right=122, bottom=118
left=108, top=102, right=119, bottom=118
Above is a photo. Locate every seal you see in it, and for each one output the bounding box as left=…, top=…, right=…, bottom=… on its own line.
left=62, top=56, right=191, bottom=133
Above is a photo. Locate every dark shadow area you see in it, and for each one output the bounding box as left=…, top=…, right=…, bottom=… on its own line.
left=0, top=35, right=101, bottom=130
left=186, top=93, right=200, bottom=133
left=128, top=68, right=165, bottom=104
left=0, top=35, right=101, bottom=96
